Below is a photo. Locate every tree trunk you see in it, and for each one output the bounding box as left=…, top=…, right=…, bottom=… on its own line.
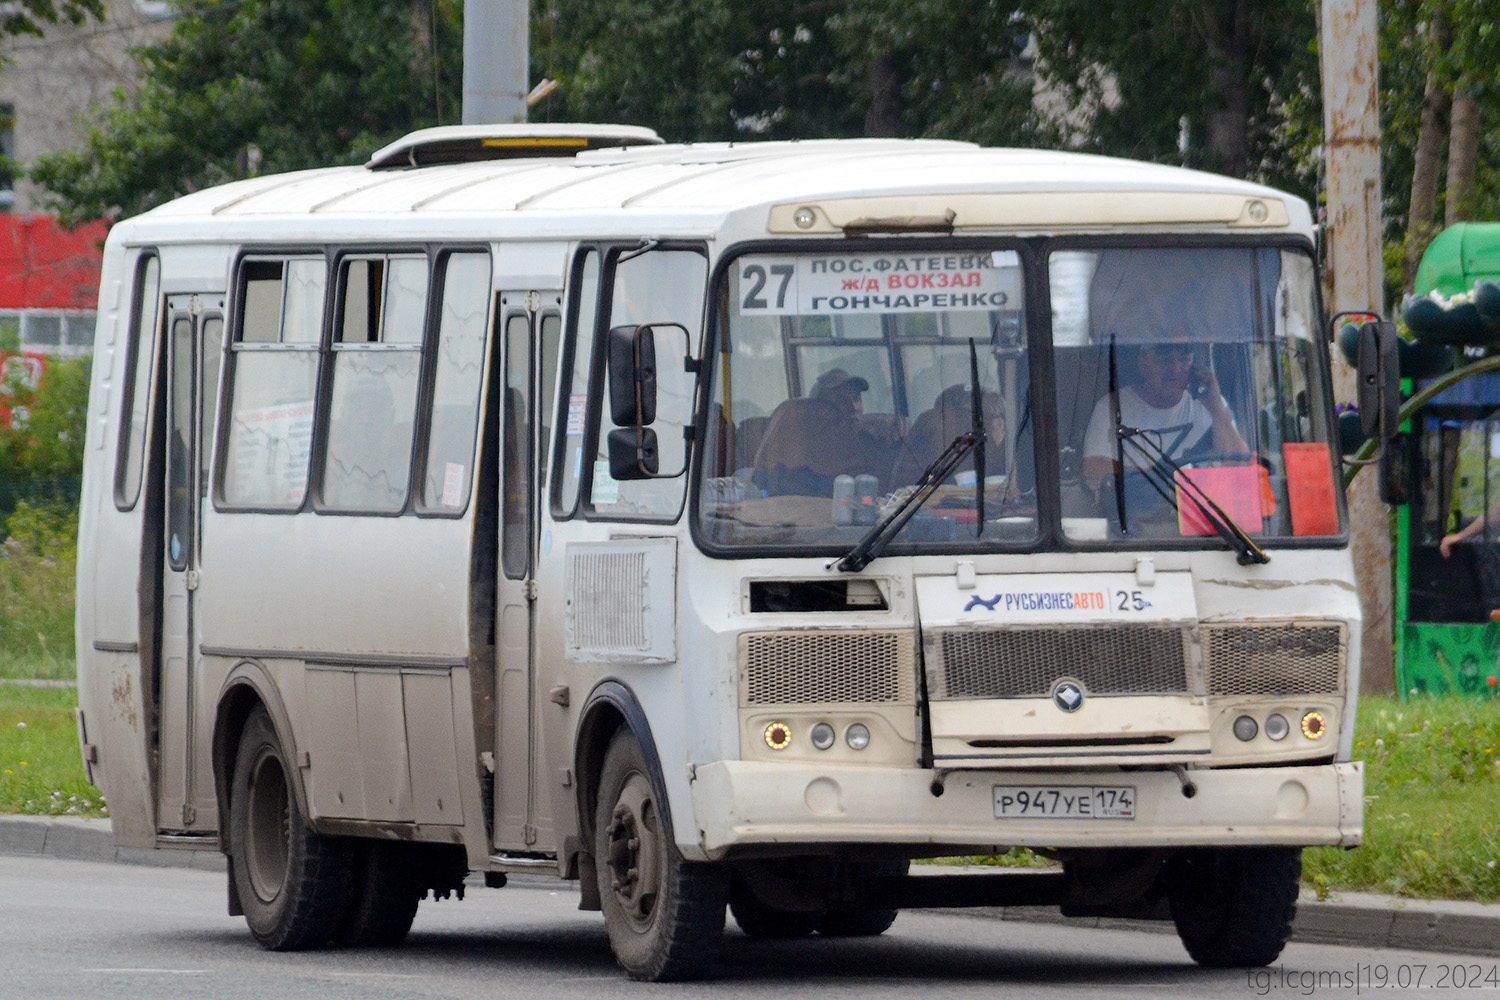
left=1405, top=75, right=1450, bottom=287
left=1404, top=6, right=1453, bottom=290
left=1446, top=89, right=1480, bottom=226
left=1201, top=0, right=1251, bottom=177
left=864, top=53, right=902, bottom=137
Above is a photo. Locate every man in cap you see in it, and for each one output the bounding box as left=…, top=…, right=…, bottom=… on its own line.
left=753, top=367, right=882, bottom=495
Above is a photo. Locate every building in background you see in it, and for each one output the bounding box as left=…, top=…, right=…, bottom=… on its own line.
left=0, top=0, right=170, bottom=212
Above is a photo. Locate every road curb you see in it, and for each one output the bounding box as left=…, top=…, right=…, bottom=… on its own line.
left=4, top=814, right=1497, bottom=957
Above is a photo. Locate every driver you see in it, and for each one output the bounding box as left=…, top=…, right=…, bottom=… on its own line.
left=1081, top=339, right=1248, bottom=484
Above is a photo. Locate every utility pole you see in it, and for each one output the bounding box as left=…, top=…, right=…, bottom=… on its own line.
left=1319, top=0, right=1392, bottom=694
left=464, top=0, right=529, bottom=124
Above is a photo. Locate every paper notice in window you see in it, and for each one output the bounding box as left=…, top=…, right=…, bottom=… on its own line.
left=442, top=462, right=465, bottom=507
left=566, top=394, right=587, bottom=436
left=1174, top=465, right=1263, bottom=536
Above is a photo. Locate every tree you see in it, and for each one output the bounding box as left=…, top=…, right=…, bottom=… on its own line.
left=1385, top=0, right=1500, bottom=292
left=1023, top=0, right=1322, bottom=199
left=0, top=1, right=101, bottom=40
left=31, top=0, right=464, bottom=226
left=532, top=0, right=1043, bottom=146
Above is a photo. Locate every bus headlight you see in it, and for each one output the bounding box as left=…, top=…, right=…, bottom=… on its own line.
left=1264, top=714, right=1290, bottom=741
left=1232, top=715, right=1259, bottom=741
left=845, top=723, right=871, bottom=750
left=810, top=723, right=836, bottom=751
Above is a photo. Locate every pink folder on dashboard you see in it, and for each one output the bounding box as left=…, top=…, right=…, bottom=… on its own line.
left=1174, top=465, right=1263, bottom=536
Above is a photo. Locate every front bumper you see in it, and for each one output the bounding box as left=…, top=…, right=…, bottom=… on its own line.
left=689, top=759, right=1362, bottom=858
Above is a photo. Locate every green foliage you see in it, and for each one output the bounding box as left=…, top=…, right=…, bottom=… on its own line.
left=0, top=684, right=104, bottom=817
left=0, top=503, right=79, bottom=679
left=1304, top=695, right=1500, bottom=902
left=0, top=0, right=101, bottom=40
left=31, top=0, right=464, bottom=225
left=535, top=0, right=1043, bottom=144
left=1026, top=0, right=1321, bottom=198
left=0, top=354, right=89, bottom=520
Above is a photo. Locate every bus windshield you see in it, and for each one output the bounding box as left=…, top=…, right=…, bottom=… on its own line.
left=696, top=243, right=1341, bottom=555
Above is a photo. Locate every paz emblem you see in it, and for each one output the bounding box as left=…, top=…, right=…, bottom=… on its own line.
left=1051, top=679, right=1085, bottom=713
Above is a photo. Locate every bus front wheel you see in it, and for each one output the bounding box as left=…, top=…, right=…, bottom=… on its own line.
left=595, top=729, right=727, bottom=981
left=229, top=705, right=353, bottom=950
left=1167, top=847, right=1300, bottom=967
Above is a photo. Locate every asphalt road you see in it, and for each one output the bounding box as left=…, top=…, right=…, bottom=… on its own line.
left=6, top=854, right=1500, bottom=1000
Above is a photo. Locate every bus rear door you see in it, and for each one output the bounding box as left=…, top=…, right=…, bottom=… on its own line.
left=155, top=293, right=224, bottom=832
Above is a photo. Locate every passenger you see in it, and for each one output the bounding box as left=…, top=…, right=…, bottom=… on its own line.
left=891, top=385, right=1006, bottom=487
left=1441, top=501, right=1500, bottom=558
left=752, top=368, right=884, bottom=496
left=1081, top=339, right=1248, bottom=484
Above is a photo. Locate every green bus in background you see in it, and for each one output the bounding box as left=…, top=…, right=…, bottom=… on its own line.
left=1398, top=223, right=1500, bottom=698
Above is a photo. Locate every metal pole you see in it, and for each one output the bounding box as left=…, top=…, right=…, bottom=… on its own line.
left=464, top=0, right=529, bottom=124
left=1320, top=0, right=1393, bottom=694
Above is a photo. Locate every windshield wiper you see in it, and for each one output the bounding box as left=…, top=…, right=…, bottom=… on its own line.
left=1108, top=334, right=1128, bottom=534
left=1117, top=428, right=1270, bottom=566
left=831, top=429, right=982, bottom=573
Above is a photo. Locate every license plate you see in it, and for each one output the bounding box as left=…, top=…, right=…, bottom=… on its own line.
left=993, top=785, right=1136, bottom=820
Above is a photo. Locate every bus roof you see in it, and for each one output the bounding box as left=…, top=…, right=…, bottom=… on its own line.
left=118, top=125, right=1312, bottom=241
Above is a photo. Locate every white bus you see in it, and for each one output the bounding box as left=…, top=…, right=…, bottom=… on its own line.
left=76, top=123, right=1369, bottom=981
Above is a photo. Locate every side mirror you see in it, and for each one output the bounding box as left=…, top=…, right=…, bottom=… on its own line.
left=608, top=427, right=659, bottom=480
left=1356, top=320, right=1399, bottom=442
left=608, top=324, right=657, bottom=427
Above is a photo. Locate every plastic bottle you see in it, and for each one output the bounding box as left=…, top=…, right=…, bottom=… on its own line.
left=854, top=473, right=879, bottom=525
left=832, top=474, right=856, bottom=525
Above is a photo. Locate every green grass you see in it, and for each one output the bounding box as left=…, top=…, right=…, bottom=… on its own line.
left=0, top=683, right=106, bottom=818
left=0, top=503, right=77, bottom=682
left=1303, top=695, right=1500, bottom=903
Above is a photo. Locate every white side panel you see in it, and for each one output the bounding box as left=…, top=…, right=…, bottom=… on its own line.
left=198, top=514, right=471, bottom=657
left=156, top=244, right=231, bottom=293
left=564, top=537, right=677, bottom=663
left=403, top=671, right=464, bottom=825
left=491, top=242, right=568, bottom=289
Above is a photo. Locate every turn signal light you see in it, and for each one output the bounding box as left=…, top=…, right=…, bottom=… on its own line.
left=764, top=722, right=792, bottom=750
left=1301, top=712, right=1327, bottom=740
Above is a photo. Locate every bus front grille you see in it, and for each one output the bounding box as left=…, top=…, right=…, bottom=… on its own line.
left=1202, top=621, right=1345, bottom=696
left=925, top=625, right=1190, bottom=699
left=741, top=630, right=916, bottom=705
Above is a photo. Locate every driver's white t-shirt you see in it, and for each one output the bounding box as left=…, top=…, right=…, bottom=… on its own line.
left=1083, top=387, right=1219, bottom=472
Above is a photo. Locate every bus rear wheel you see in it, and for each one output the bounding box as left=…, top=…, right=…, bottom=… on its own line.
left=229, top=705, right=353, bottom=950
left=1167, top=847, right=1300, bottom=968
left=333, top=840, right=422, bottom=947
left=595, top=730, right=727, bottom=981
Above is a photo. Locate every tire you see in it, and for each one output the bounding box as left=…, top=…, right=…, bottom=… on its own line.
left=332, top=840, right=422, bottom=947
left=817, top=859, right=906, bottom=937
left=729, top=873, right=822, bottom=939
left=1168, top=847, right=1300, bottom=968
left=228, top=705, right=353, bottom=950
left=595, top=729, right=728, bottom=981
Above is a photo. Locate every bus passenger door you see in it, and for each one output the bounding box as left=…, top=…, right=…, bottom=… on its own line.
left=494, top=292, right=563, bottom=850
left=156, top=294, right=224, bottom=832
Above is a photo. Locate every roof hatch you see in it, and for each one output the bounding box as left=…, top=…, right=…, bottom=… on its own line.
left=366, top=123, right=664, bottom=170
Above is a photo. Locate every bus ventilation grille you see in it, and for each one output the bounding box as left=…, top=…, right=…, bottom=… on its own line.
left=1202, top=622, right=1345, bottom=696
left=740, top=630, right=915, bottom=705
left=926, top=625, right=1189, bottom=699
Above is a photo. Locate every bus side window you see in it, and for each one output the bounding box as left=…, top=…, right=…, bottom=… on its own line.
left=320, top=255, right=427, bottom=513
left=419, top=251, right=491, bottom=513
left=586, top=246, right=707, bottom=520
left=115, top=253, right=161, bottom=510
left=554, top=249, right=600, bottom=517
left=220, top=257, right=323, bottom=510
